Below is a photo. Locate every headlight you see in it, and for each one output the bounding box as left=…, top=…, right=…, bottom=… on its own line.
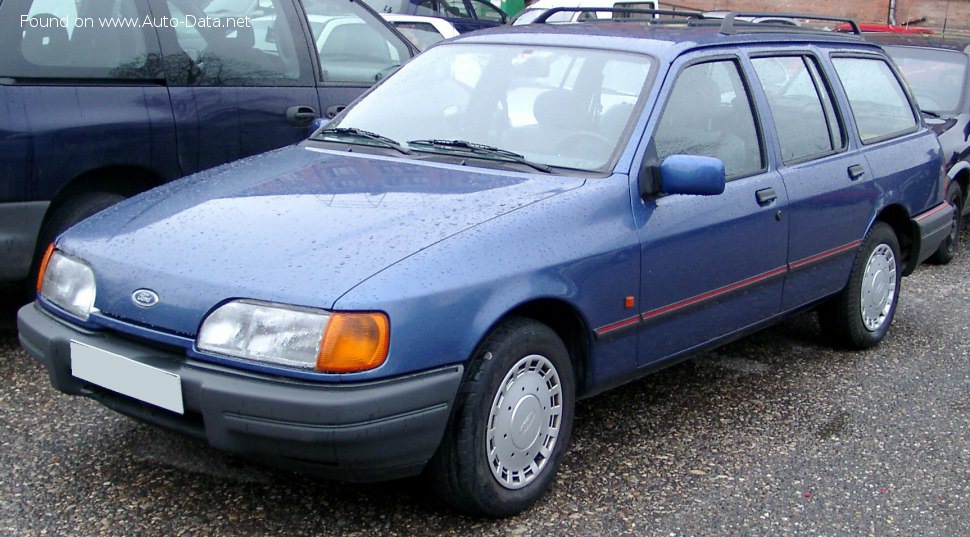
left=197, top=300, right=389, bottom=373
left=39, top=248, right=98, bottom=321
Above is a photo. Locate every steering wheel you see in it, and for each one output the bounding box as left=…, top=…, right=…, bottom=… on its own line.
left=555, top=131, right=614, bottom=158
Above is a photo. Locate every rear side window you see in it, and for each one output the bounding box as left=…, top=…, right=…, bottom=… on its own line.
left=832, top=57, right=918, bottom=143
left=752, top=56, right=845, bottom=163
left=654, top=60, right=764, bottom=178
left=0, top=0, right=158, bottom=79
left=440, top=0, right=472, bottom=18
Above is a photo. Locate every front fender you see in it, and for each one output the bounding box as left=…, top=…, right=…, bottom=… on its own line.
left=333, top=175, right=642, bottom=383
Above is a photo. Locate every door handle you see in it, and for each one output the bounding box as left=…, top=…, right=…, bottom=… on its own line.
left=848, top=164, right=866, bottom=180
left=756, top=187, right=777, bottom=206
left=325, top=104, right=346, bottom=119
left=286, top=105, right=317, bottom=127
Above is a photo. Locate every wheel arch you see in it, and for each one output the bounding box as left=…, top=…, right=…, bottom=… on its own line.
left=948, top=165, right=969, bottom=211
left=32, top=165, right=166, bottom=260
left=483, top=298, right=594, bottom=398
left=874, top=203, right=918, bottom=275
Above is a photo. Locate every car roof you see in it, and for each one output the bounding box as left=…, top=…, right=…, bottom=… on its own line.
left=454, top=20, right=882, bottom=59
left=865, top=33, right=970, bottom=55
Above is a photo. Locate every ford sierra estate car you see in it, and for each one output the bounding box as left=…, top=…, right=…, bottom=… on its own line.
left=18, top=11, right=954, bottom=517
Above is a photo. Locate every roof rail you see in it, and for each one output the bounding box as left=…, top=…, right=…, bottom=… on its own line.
left=532, top=7, right=703, bottom=24
left=718, top=12, right=862, bottom=35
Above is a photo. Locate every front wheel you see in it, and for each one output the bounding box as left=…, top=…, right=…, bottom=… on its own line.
left=819, top=222, right=901, bottom=349
left=928, top=182, right=963, bottom=265
left=427, top=318, right=575, bottom=517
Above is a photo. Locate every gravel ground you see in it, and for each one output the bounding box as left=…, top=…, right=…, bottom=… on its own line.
left=0, top=237, right=967, bottom=536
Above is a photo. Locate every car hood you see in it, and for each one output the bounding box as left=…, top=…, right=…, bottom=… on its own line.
left=59, top=145, right=584, bottom=336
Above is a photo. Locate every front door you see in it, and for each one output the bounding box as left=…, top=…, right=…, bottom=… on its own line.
left=633, top=57, right=789, bottom=366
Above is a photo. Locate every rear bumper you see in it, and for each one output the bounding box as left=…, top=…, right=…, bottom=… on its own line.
left=18, top=302, right=463, bottom=481
left=913, top=201, right=955, bottom=265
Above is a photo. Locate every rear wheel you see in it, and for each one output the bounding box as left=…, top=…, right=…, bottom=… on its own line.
left=928, top=182, right=962, bottom=265
left=819, top=222, right=901, bottom=349
left=428, top=317, right=575, bottom=517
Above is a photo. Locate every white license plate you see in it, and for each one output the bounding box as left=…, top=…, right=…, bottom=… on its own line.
left=70, top=340, right=184, bottom=414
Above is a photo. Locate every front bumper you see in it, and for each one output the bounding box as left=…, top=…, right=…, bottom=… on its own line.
left=18, top=302, right=463, bottom=481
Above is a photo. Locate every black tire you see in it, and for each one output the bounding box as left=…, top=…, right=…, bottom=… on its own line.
left=29, top=192, right=126, bottom=285
left=927, top=182, right=963, bottom=265
left=818, top=222, right=902, bottom=350
left=427, top=317, right=575, bottom=517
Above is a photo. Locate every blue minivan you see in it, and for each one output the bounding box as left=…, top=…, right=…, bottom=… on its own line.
left=0, top=0, right=416, bottom=285
left=18, top=11, right=954, bottom=517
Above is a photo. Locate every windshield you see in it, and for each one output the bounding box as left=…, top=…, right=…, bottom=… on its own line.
left=885, top=45, right=968, bottom=114
left=329, top=44, right=654, bottom=171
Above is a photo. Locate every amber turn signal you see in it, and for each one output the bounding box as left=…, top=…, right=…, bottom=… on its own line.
left=36, top=243, right=55, bottom=294
left=317, top=312, right=390, bottom=373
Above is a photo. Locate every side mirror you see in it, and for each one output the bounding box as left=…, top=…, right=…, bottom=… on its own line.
left=308, top=117, right=330, bottom=137
left=658, top=155, right=726, bottom=196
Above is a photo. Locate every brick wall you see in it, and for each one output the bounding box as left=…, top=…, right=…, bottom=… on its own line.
left=667, top=0, right=970, bottom=35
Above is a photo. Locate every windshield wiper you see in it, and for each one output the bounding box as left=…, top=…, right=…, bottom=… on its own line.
left=921, top=109, right=942, bottom=118
left=315, top=127, right=411, bottom=155
left=407, top=139, right=552, bottom=173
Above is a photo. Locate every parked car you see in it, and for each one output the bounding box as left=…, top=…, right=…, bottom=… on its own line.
left=0, top=0, right=416, bottom=288
left=361, top=0, right=505, bottom=32
left=510, top=0, right=658, bottom=25
left=837, top=22, right=935, bottom=34
left=19, top=12, right=953, bottom=517
left=382, top=13, right=460, bottom=49
left=702, top=10, right=801, bottom=26
left=868, top=34, right=970, bottom=263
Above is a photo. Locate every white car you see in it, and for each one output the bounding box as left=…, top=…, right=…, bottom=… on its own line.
left=702, top=11, right=802, bottom=27
left=382, top=14, right=460, bottom=50
left=511, top=0, right=658, bottom=26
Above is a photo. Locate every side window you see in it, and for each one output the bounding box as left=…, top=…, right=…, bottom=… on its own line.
left=472, top=0, right=505, bottom=22
left=163, top=0, right=307, bottom=86
left=752, top=56, right=845, bottom=163
left=391, top=22, right=444, bottom=51
left=2, top=0, right=157, bottom=79
left=832, top=57, right=918, bottom=143
left=415, top=0, right=437, bottom=16
left=307, top=0, right=410, bottom=85
left=654, top=60, right=764, bottom=178
left=440, top=0, right=472, bottom=18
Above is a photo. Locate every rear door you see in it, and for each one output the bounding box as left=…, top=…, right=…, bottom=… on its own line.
left=829, top=53, right=939, bottom=215
left=631, top=56, right=789, bottom=367
left=747, top=49, right=875, bottom=310
left=151, top=0, right=320, bottom=175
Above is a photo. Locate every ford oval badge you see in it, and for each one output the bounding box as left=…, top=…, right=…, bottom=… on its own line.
left=132, top=289, right=159, bottom=308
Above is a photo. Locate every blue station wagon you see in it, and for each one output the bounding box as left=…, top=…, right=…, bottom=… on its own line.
left=18, top=12, right=954, bottom=517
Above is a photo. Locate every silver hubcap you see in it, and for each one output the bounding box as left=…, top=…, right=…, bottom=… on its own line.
left=860, top=243, right=897, bottom=332
left=486, top=354, right=563, bottom=490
